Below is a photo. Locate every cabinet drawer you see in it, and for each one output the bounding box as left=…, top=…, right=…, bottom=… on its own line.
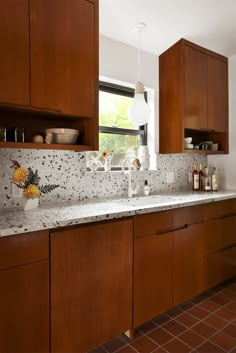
left=173, top=205, right=202, bottom=227
left=218, top=198, right=236, bottom=217
left=220, top=215, right=236, bottom=249
left=203, top=219, right=221, bottom=255
left=203, top=252, right=223, bottom=290
left=203, top=202, right=219, bottom=221
left=0, top=231, right=49, bottom=270
left=134, top=211, right=172, bottom=238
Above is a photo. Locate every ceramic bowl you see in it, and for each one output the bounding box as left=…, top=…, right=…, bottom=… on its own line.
left=45, top=128, right=79, bottom=145
left=185, top=143, right=194, bottom=149
left=184, top=137, right=192, bottom=144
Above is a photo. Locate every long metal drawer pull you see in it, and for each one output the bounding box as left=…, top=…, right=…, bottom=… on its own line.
left=154, top=224, right=188, bottom=236
left=220, top=212, right=236, bottom=219
left=220, top=242, right=236, bottom=252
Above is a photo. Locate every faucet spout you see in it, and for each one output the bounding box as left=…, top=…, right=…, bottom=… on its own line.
left=122, top=159, right=137, bottom=198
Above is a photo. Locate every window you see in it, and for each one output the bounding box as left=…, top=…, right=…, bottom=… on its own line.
left=99, top=81, right=147, bottom=166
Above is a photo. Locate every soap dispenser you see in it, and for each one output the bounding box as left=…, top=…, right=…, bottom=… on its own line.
left=144, top=180, right=149, bottom=196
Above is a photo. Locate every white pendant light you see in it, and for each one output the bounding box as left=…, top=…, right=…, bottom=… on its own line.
left=128, top=23, right=150, bottom=126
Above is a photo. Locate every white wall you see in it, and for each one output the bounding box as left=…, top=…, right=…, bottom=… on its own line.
left=99, top=35, right=159, bottom=155
left=208, top=54, right=236, bottom=189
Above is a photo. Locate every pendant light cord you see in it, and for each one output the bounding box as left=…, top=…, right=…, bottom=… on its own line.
left=138, top=27, right=141, bottom=82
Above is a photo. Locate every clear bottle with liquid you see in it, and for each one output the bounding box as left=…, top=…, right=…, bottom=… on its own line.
left=211, top=167, right=218, bottom=191
left=204, top=166, right=211, bottom=191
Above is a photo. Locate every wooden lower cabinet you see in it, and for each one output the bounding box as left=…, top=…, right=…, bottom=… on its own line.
left=50, top=219, right=133, bottom=353
left=133, top=232, right=172, bottom=327
left=173, top=223, right=203, bottom=305
left=0, top=260, right=49, bottom=353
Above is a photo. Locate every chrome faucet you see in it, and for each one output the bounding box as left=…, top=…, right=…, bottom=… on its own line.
left=122, top=159, right=138, bottom=198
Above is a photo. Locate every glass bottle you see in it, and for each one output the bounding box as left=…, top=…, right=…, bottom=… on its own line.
left=192, top=163, right=199, bottom=191
left=211, top=167, right=218, bottom=191
left=199, top=163, right=204, bottom=191
left=204, top=166, right=211, bottom=191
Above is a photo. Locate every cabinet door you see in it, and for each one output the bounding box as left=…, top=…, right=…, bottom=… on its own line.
left=184, top=45, right=208, bottom=130
left=0, top=260, right=49, bottom=353
left=219, top=215, right=236, bottom=249
left=51, top=219, right=133, bottom=353
left=30, top=0, right=98, bottom=117
left=0, top=0, right=30, bottom=105
left=133, top=232, right=172, bottom=327
left=208, top=56, right=228, bottom=132
left=173, top=223, right=203, bottom=305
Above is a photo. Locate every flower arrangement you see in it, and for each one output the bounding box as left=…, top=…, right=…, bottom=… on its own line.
left=101, top=150, right=113, bottom=171
left=11, top=160, right=59, bottom=199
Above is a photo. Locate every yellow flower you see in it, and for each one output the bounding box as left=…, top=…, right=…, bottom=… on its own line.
left=12, top=167, right=28, bottom=184
left=23, top=185, right=40, bottom=199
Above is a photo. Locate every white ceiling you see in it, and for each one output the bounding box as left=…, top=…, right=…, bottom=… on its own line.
left=99, top=0, right=236, bottom=57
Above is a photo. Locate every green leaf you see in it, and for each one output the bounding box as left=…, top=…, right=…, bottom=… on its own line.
left=40, top=184, right=59, bottom=195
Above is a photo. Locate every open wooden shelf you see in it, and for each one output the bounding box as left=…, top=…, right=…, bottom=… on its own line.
left=0, top=142, right=92, bottom=151
left=184, top=149, right=225, bottom=155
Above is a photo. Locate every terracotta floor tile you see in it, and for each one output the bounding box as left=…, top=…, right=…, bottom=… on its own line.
left=191, top=293, right=210, bottom=305
left=192, top=321, right=217, bottom=338
left=196, top=341, right=225, bottom=353
left=153, top=315, right=172, bottom=326
left=175, top=312, right=198, bottom=328
left=187, top=307, right=209, bottom=320
left=225, top=301, right=236, bottom=313
left=88, top=346, right=107, bottom=353
left=137, top=321, right=158, bottom=334
left=130, top=336, right=158, bottom=353
left=163, top=338, right=192, bottom=353
left=166, top=308, right=183, bottom=318
left=210, top=331, right=236, bottom=351
left=204, top=314, right=229, bottom=329
left=179, top=301, right=195, bottom=311
left=220, top=288, right=236, bottom=300
left=103, top=337, right=127, bottom=353
left=147, top=327, right=174, bottom=346
left=116, top=346, right=137, bottom=353
left=215, top=307, right=236, bottom=321
left=198, top=300, right=221, bottom=313
left=162, top=320, right=187, bottom=336
left=228, top=283, right=236, bottom=292
left=210, top=294, right=230, bottom=306
left=152, top=348, right=167, bottom=353
left=178, top=329, right=205, bottom=349
left=222, top=323, right=236, bottom=338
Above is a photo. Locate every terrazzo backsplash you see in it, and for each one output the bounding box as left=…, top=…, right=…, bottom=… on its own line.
left=0, top=149, right=207, bottom=209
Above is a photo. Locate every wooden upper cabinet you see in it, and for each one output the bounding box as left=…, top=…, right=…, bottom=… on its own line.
left=159, top=38, right=228, bottom=154
left=208, top=56, right=228, bottom=132
left=0, top=0, right=30, bottom=105
left=184, top=45, right=208, bottom=130
left=30, top=0, right=98, bottom=117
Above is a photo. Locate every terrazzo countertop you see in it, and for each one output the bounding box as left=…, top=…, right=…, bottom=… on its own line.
left=1, top=190, right=236, bottom=237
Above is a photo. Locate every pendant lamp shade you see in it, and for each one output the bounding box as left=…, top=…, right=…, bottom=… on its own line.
left=128, top=82, right=150, bottom=126
left=128, top=23, right=150, bottom=126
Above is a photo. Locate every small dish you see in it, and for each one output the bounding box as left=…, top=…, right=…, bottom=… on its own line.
left=184, top=137, right=192, bottom=144
left=185, top=143, right=194, bottom=149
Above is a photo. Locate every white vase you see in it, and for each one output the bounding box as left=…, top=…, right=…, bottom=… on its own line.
left=24, top=198, right=39, bottom=211
left=138, top=145, right=150, bottom=170
left=104, top=156, right=112, bottom=172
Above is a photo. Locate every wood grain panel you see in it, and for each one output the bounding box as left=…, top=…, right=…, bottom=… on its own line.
left=30, top=0, right=98, bottom=118
left=203, top=253, right=223, bottom=290
left=133, top=232, right=172, bottom=327
left=159, top=40, right=183, bottom=153
left=0, top=231, right=49, bottom=270
left=208, top=56, right=228, bottom=132
left=51, top=219, right=133, bottom=353
left=133, top=210, right=172, bottom=238
left=0, top=260, right=49, bottom=353
left=184, top=45, right=208, bottom=130
left=0, top=0, right=30, bottom=105
left=203, top=202, right=219, bottom=221
left=173, top=223, right=203, bottom=305
left=203, top=219, right=221, bottom=255
left=173, top=205, right=202, bottom=227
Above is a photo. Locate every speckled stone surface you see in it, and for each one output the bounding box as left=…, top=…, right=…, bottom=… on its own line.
left=0, top=149, right=207, bottom=209
left=1, top=190, right=236, bottom=237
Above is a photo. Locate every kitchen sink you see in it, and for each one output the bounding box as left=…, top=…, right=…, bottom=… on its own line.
left=113, top=195, right=176, bottom=207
